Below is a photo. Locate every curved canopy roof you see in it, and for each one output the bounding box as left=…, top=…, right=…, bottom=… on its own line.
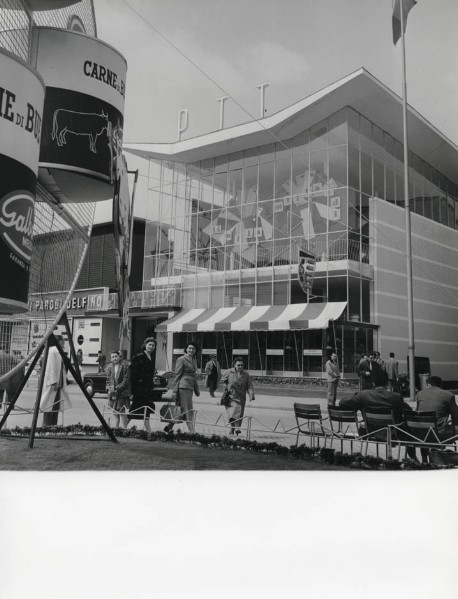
left=125, top=68, right=458, bottom=185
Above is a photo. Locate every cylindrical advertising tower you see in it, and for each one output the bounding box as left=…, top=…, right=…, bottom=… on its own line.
left=0, top=48, right=45, bottom=314
left=30, top=27, right=127, bottom=202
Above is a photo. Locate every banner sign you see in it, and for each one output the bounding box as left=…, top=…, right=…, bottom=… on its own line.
left=0, top=49, right=45, bottom=314
left=31, top=28, right=127, bottom=201
left=298, top=248, right=316, bottom=294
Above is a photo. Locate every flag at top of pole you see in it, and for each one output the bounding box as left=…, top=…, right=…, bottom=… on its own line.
left=392, top=0, right=417, bottom=45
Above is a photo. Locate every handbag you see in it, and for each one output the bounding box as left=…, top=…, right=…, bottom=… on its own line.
left=220, top=386, right=230, bottom=406
left=160, top=403, right=183, bottom=424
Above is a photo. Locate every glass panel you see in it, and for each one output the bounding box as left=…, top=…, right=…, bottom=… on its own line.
left=311, top=119, right=328, bottom=151
left=348, top=146, right=360, bottom=190
left=423, top=192, right=433, bottom=219
left=275, top=152, right=292, bottom=199
left=348, top=108, right=359, bottom=149
left=228, top=151, right=243, bottom=170
left=395, top=140, right=404, bottom=164
left=362, top=278, right=370, bottom=322
left=373, top=158, right=384, bottom=199
left=395, top=169, right=403, bottom=206
left=213, top=171, right=227, bottom=207
left=348, top=276, right=361, bottom=321
left=256, top=241, right=273, bottom=268
left=258, top=162, right=275, bottom=201
left=348, top=189, right=360, bottom=233
left=244, top=147, right=259, bottom=167
left=360, top=116, right=372, bottom=155
left=432, top=190, right=441, bottom=223
left=259, top=143, right=275, bottom=164
left=360, top=152, right=372, bottom=196
left=447, top=196, right=455, bottom=229
left=328, top=110, right=347, bottom=146
left=440, top=193, right=448, bottom=226
left=328, top=189, right=347, bottom=236
left=329, top=145, right=347, bottom=188
left=196, top=210, right=212, bottom=249
left=310, top=150, right=328, bottom=191
left=256, top=281, right=272, bottom=304
left=385, top=167, right=395, bottom=204
left=243, top=164, right=258, bottom=204
left=273, top=239, right=290, bottom=265
left=328, top=275, right=347, bottom=302
left=292, top=152, right=310, bottom=195
left=215, top=154, right=227, bottom=173
left=227, top=169, right=243, bottom=206
left=273, top=199, right=290, bottom=239
left=292, top=128, right=310, bottom=154
left=201, top=173, right=213, bottom=208
left=361, top=194, right=370, bottom=243
left=412, top=179, right=423, bottom=216
left=385, top=132, right=395, bottom=167
left=373, top=125, right=385, bottom=161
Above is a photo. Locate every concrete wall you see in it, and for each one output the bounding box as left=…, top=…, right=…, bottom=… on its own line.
left=370, top=198, right=458, bottom=379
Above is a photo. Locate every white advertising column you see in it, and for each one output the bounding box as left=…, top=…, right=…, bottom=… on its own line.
left=30, top=27, right=127, bottom=202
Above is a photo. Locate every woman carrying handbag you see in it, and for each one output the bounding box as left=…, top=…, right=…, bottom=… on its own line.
left=220, top=356, right=255, bottom=436
left=164, top=341, right=200, bottom=434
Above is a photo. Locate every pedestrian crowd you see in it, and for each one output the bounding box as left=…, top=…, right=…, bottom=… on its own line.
left=37, top=337, right=256, bottom=438
left=34, top=337, right=456, bottom=462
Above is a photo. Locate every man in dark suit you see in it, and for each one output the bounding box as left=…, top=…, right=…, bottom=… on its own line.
left=340, top=370, right=417, bottom=460
left=358, top=352, right=383, bottom=390
left=204, top=353, right=221, bottom=398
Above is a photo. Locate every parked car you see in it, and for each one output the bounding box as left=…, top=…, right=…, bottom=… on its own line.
left=82, top=368, right=168, bottom=401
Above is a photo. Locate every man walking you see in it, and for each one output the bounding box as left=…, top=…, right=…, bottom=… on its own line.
left=96, top=350, right=107, bottom=373
left=204, top=352, right=221, bottom=398
left=325, top=352, right=340, bottom=407
left=385, top=352, right=399, bottom=392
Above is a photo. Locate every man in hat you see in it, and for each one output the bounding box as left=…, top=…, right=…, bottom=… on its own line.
left=204, top=352, right=221, bottom=398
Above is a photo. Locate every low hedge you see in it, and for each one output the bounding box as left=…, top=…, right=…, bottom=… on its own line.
left=1, top=424, right=449, bottom=470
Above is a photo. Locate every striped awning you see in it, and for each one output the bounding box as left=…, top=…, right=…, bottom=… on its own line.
left=156, top=302, right=347, bottom=333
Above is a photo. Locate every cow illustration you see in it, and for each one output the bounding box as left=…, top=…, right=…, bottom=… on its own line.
left=51, top=109, right=110, bottom=153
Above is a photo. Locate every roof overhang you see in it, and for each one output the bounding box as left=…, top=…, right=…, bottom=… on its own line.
left=124, top=68, right=458, bottom=185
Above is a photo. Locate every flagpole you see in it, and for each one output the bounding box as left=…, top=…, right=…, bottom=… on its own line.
left=400, top=0, right=416, bottom=402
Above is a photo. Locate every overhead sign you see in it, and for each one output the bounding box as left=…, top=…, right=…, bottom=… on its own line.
left=31, top=27, right=127, bottom=202
left=0, top=49, right=45, bottom=314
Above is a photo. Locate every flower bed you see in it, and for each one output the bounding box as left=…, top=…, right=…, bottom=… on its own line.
left=0, top=425, right=449, bottom=470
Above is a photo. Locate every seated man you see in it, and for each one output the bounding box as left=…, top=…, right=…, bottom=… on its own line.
left=416, top=376, right=458, bottom=462
left=340, top=370, right=417, bottom=460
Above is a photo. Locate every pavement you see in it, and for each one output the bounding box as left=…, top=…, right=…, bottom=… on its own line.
left=0, top=375, right=418, bottom=459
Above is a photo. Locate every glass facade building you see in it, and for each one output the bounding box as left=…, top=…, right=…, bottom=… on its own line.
left=131, top=71, right=458, bottom=378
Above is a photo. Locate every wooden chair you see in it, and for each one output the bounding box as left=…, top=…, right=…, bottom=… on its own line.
left=293, top=403, right=328, bottom=449
left=327, top=406, right=361, bottom=454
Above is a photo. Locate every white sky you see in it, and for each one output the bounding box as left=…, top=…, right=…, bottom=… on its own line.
left=94, top=0, right=458, bottom=146
left=92, top=0, right=458, bottom=221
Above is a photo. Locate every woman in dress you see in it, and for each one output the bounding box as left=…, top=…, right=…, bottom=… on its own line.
left=220, top=356, right=255, bottom=436
left=165, top=341, right=200, bottom=434
left=128, top=337, right=157, bottom=433
left=105, top=350, right=130, bottom=428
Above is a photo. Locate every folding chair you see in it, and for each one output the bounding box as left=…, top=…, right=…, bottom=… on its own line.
left=327, top=406, right=361, bottom=454
left=293, top=403, right=328, bottom=449
left=361, top=407, right=398, bottom=459
left=402, top=410, right=446, bottom=462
